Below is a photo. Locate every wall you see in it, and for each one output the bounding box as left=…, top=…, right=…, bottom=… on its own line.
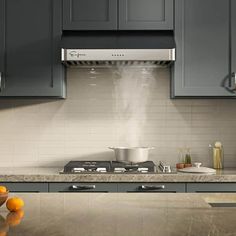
left=0, top=67, right=235, bottom=168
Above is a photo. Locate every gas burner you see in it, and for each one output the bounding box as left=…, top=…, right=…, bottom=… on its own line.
left=63, top=161, right=111, bottom=173
left=111, top=161, right=155, bottom=173
left=113, top=167, right=149, bottom=173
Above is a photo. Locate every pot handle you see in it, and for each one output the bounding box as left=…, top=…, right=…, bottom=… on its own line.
left=108, top=147, right=115, bottom=150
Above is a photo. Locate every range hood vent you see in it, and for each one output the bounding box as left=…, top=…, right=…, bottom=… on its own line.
left=62, top=60, right=173, bottom=68
left=61, top=31, right=175, bottom=68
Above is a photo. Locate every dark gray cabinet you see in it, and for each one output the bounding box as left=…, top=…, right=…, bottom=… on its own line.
left=63, top=0, right=118, bottom=30
left=232, top=0, right=236, bottom=82
left=117, top=183, right=185, bottom=193
left=2, top=182, right=236, bottom=193
left=0, top=0, right=65, bottom=97
left=63, top=0, right=173, bottom=30
left=187, top=183, right=236, bottom=193
left=49, top=183, right=117, bottom=192
left=49, top=183, right=184, bottom=193
left=172, top=0, right=235, bottom=98
left=119, top=0, right=173, bottom=30
left=0, top=0, right=5, bottom=90
left=0, top=183, right=48, bottom=192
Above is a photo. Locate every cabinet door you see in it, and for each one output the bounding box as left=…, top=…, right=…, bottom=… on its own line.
left=119, top=0, right=173, bottom=30
left=187, top=183, right=236, bottom=193
left=49, top=183, right=117, bottom=192
left=0, top=0, right=5, bottom=89
left=172, top=0, right=235, bottom=97
left=0, top=0, right=65, bottom=97
left=117, top=183, right=185, bottom=193
left=0, top=183, right=48, bottom=192
left=232, top=0, right=236, bottom=87
left=63, top=0, right=117, bottom=30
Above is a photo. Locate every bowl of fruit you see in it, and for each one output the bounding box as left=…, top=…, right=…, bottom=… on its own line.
left=0, top=186, right=9, bottom=207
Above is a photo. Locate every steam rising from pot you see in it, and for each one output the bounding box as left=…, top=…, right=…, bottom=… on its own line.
left=112, top=63, right=156, bottom=147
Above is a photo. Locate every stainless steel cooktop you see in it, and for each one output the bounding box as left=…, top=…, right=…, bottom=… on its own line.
left=61, top=161, right=157, bottom=174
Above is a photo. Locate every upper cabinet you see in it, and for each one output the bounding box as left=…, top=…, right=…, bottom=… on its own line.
left=63, top=0, right=173, bottom=30
left=172, top=0, right=236, bottom=98
left=0, top=0, right=4, bottom=90
left=63, top=0, right=118, bottom=30
left=232, top=0, right=236, bottom=82
left=119, top=0, right=173, bottom=30
left=0, top=0, right=65, bottom=98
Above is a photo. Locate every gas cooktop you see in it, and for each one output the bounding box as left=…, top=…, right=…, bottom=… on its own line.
left=61, top=161, right=156, bottom=174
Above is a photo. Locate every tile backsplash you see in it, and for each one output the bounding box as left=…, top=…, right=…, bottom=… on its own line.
left=0, top=67, right=236, bottom=168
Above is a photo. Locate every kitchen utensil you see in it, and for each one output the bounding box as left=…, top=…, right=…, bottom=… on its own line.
left=209, top=142, right=224, bottom=169
left=158, top=161, right=171, bottom=173
left=109, top=147, right=154, bottom=163
left=213, top=142, right=224, bottom=169
left=178, top=163, right=216, bottom=174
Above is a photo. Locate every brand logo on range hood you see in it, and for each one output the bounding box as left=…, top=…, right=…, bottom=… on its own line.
left=78, top=53, right=87, bottom=57
left=69, top=51, right=87, bottom=58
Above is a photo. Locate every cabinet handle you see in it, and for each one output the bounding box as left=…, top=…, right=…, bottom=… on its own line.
left=223, top=72, right=236, bottom=93
left=232, top=72, right=236, bottom=90
left=70, top=185, right=96, bottom=191
left=138, top=185, right=165, bottom=191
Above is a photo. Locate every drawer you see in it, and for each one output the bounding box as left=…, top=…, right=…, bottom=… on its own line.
left=187, top=183, right=236, bottom=193
left=117, top=183, right=185, bottom=193
left=0, top=183, right=48, bottom=192
left=49, top=183, right=117, bottom=192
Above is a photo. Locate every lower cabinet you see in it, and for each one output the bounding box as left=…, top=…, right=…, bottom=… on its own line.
left=49, top=183, right=117, bottom=192
left=2, top=182, right=236, bottom=193
left=117, top=183, right=185, bottom=193
left=0, top=183, right=48, bottom=192
left=186, top=183, right=236, bottom=193
left=49, top=183, right=185, bottom=193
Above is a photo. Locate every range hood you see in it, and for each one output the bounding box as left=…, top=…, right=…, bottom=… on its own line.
left=61, top=31, right=175, bottom=67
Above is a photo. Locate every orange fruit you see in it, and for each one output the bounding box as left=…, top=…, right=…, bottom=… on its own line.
left=0, top=232, right=7, bottom=236
left=6, top=197, right=24, bottom=212
left=15, top=209, right=24, bottom=219
left=6, top=210, right=24, bottom=227
left=0, top=186, right=7, bottom=194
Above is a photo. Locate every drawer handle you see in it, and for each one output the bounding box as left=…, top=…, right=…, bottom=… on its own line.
left=139, top=185, right=165, bottom=191
left=70, top=185, right=96, bottom=191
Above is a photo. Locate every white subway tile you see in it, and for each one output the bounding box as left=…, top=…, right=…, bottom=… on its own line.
left=0, top=68, right=235, bottom=167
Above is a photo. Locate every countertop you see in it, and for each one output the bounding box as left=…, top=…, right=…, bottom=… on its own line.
left=1, top=167, right=236, bottom=182
left=0, top=193, right=236, bottom=235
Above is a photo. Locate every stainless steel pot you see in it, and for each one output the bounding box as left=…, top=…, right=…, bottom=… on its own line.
left=109, top=147, right=154, bottom=163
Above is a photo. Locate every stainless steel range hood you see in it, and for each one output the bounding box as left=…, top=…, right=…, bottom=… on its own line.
left=61, top=31, right=176, bottom=67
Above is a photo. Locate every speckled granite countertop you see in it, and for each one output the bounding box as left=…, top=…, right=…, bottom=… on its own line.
left=0, top=193, right=236, bottom=236
left=1, top=167, right=236, bottom=182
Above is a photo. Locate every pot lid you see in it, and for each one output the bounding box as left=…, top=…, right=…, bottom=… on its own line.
left=178, top=163, right=216, bottom=174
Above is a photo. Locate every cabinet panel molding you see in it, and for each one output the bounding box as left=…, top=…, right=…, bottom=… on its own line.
left=119, top=0, right=173, bottom=30
left=63, top=0, right=118, bottom=30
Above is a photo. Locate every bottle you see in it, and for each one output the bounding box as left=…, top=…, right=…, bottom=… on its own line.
left=212, top=141, right=224, bottom=169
